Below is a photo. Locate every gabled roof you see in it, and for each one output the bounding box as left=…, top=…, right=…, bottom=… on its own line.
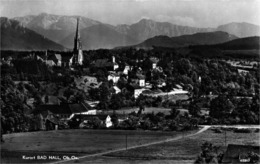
left=136, top=74, right=145, bottom=80
left=55, top=54, right=62, bottom=61
left=33, top=103, right=92, bottom=116
left=91, top=59, right=118, bottom=68
left=92, top=59, right=112, bottom=67
left=70, top=102, right=92, bottom=113
left=108, top=71, right=120, bottom=77
left=73, top=114, right=110, bottom=121
left=149, top=57, right=159, bottom=63
left=47, top=54, right=59, bottom=63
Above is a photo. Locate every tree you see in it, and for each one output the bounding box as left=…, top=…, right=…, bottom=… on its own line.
left=209, top=95, right=234, bottom=119
left=111, top=112, right=119, bottom=128
left=122, top=115, right=139, bottom=130
left=175, top=58, right=192, bottom=75
left=88, top=117, right=102, bottom=129
left=169, top=107, right=180, bottom=119
left=188, top=100, right=201, bottom=117
left=110, top=94, right=123, bottom=110
left=195, top=142, right=223, bottom=164
left=63, top=88, right=74, bottom=101
left=98, top=83, right=111, bottom=110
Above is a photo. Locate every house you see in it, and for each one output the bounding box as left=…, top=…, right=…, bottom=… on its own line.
left=74, top=76, right=99, bottom=92
left=45, top=53, right=62, bottom=67
left=222, top=144, right=260, bottom=164
left=131, top=74, right=145, bottom=87
left=33, top=109, right=60, bottom=131
left=113, top=86, right=121, bottom=94
left=1, top=56, right=13, bottom=66
left=137, top=74, right=145, bottom=87
left=112, top=56, right=119, bottom=70
left=32, top=102, right=93, bottom=130
left=127, top=84, right=146, bottom=98
left=85, top=100, right=100, bottom=108
left=108, top=72, right=120, bottom=84
left=61, top=54, right=74, bottom=67
left=123, top=64, right=131, bottom=75
left=91, top=56, right=119, bottom=71
left=73, top=114, right=113, bottom=128
left=150, top=57, right=159, bottom=69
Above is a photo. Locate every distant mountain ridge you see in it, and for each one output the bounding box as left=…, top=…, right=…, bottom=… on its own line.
left=60, top=24, right=139, bottom=49
left=216, top=22, right=260, bottom=38
left=14, top=13, right=101, bottom=43
left=119, top=31, right=238, bottom=49
left=1, top=17, right=65, bottom=51
left=8, top=13, right=260, bottom=50
left=115, top=19, right=215, bottom=43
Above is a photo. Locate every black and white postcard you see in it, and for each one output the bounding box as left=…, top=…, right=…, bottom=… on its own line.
left=1, top=0, right=260, bottom=163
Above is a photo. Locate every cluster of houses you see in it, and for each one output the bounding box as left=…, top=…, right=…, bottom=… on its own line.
left=32, top=101, right=114, bottom=130
left=29, top=54, right=191, bottom=131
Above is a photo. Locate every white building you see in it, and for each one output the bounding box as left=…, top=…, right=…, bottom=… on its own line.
left=108, top=73, right=120, bottom=83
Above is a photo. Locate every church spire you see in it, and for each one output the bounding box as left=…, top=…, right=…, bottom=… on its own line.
left=74, top=18, right=81, bottom=51
left=73, top=17, right=83, bottom=65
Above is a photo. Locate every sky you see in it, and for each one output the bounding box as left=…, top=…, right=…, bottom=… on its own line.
left=0, top=0, right=260, bottom=28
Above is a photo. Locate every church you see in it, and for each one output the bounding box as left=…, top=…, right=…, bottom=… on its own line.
left=43, top=18, right=83, bottom=67
left=72, top=17, right=83, bottom=66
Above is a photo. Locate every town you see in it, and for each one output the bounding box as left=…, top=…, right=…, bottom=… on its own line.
left=1, top=0, right=260, bottom=163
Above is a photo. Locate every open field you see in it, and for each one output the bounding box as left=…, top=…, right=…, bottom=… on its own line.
left=2, top=127, right=259, bottom=164
left=1, top=129, right=191, bottom=163
left=69, top=128, right=259, bottom=164
left=100, top=128, right=260, bottom=164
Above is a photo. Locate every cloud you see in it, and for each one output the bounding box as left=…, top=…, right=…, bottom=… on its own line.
left=155, top=15, right=197, bottom=27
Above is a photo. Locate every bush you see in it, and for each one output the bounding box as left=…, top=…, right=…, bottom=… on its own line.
left=233, top=128, right=251, bottom=133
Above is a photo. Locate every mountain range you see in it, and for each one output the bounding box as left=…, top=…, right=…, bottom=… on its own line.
left=0, top=17, right=65, bottom=51
left=126, top=31, right=238, bottom=49
left=2, top=13, right=260, bottom=50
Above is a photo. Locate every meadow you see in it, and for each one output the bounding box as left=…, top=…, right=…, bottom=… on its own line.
left=1, top=129, right=188, bottom=163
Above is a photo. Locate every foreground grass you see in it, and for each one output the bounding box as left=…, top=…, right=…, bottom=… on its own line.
left=101, top=128, right=259, bottom=163
left=1, top=129, right=189, bottom=163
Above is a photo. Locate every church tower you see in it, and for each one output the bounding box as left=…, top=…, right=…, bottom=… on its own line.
left=73, top=18, right=83, bottom=65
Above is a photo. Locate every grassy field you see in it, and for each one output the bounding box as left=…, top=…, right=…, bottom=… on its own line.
left=1, top=129, right=188, bottom=163
left=97, top=128, right=259, bottom=164
left=2, top=128, right=258, bottom=164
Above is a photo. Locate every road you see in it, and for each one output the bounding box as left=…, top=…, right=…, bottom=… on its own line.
left=50, top=126, right=211, bottom=164
left=200, top=125, right=260, bottom=129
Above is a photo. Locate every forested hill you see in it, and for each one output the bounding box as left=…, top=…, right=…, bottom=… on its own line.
left=212, top=36, right=260, bottom=50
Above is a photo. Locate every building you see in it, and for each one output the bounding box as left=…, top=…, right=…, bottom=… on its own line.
left=74, top=115, right=113, bottom=128
left=32, top=102, right=93, bottom=130
left=108, top=72, right=120, bottom=84
left=112, top=56, right=119, bottom=70
left=91, top=56, right=119, bottom=71
left=123, top=64, right=131, bottom=75
left=222, top=144, right=260, bottom=164
left=127, top=84, right=146, bottom=99
left=131, top=74, right=145, bottom=87
left=72, top=18, right=83, bottom=65
left=113, top=86, right=121, bottom=94
left=74, top=76, right=100, bottom=92
left=150, top=57, right=159, bottom=69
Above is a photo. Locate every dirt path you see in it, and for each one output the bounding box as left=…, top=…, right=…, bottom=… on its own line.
left=50, top=126, right=211, bottom=164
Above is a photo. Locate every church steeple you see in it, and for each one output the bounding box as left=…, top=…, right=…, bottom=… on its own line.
left=74, top=18, right=81, bottom=51
left=73, top=17, right=83, bottom=65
